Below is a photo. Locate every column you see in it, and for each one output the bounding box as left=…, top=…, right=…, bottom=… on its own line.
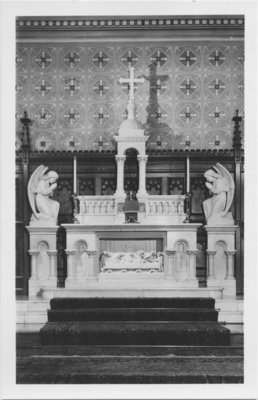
left=47, top=251, right=58, bottom=282
left=65, top=250, right=77, bottom=286
left=115, top=155, right=126, bottom=197
left=225, top=251, right=236, bottom=280
left=187, top=250, right=198, bottom=280
left=206, top=250, right=216, bottom=282
left=28, top=250, right=39, bottom=280
left=86, top=250, right=98, bottom=280
left=224, top=250, right=237, bottom=296
left=137, top=155, right=148, bottom=196
left=165, top=250, right=177, bottom=280
left=162, top=176, right=168, bottom=195
left=95, top=176, right=101, bottom=195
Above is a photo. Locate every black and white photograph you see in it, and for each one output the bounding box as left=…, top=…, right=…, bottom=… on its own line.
left=0, top=0, right=257, bottom=399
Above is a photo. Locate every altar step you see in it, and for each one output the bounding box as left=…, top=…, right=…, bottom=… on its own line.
left=17, top=343, right=243, bottom=384
left=17, top=297, right=243, bottom=383
left=50, top=296, right=216, bottom=309
left=47, top=296, right=218, bottom=323
left=48, top=308, right=218, bottom=322
left=16, top=296, right=244, bottom=327
left=40, top=297, right=230, bottom=346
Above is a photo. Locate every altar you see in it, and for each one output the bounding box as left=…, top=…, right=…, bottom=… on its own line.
left=62, top=223, right=201, bottom=285
left=26, top=67, right=238, bottom=301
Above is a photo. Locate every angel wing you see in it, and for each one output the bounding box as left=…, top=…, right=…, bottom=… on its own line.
left=27, top=165, right=48, bottom=219
left=214, top=163, right=235, bottom=216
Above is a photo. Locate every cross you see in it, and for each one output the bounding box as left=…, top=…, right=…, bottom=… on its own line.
left=92, top=136, right=110, bottom=152
left=179, top=107, right=197, bottom=124
left=150, top=78, right=167, bottom=96
left=208, top=134, right=226, bottom=151
left=64, top=135, right=80, bottom=151
left=150, top=135, right=168, bottom=150
left=179, top=78, right=197, bottom=96
left=208, top=106, right=226, bottom=123
left=179, top=135, right=197, bottom=150
left=119, top=67, right=144, bottom=102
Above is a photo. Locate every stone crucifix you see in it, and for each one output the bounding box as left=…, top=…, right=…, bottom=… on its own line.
left=119, top=67, right=145, bottom=120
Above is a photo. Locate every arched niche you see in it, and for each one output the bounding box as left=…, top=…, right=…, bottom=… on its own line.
left=214, top=240, right=227, bottom=281
left=37, top=241, right=49, bottom=281
left=124, top=148, right=139, bottom=195
left=74, top=240, right=88, bottom=277
left=174, top=239, right=189, bottom=280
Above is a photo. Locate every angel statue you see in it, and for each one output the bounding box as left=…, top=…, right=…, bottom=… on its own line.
left=28, top=165, right=60, bottom=225
left=202, top=163, right=235, bottom=226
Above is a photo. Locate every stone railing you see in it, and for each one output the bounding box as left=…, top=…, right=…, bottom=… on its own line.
left=78, top=196, right=116, bottom=216
left=146, top=195, right=185, bottom=216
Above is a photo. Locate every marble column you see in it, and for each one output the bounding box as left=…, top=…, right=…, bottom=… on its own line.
left=225, top=250, right=236, bottom=280
left=115, top=155, right=126, bottom=197
left=47, top=250, right=58, bottom=282
left=137, top=155, right=148, bottom=197
left=86, top=250, right=98, bottom=280
left=187, top=250, right=198, bottom=280
left=165, top=250, right=177, bottom=280
left=65, top=250, right=77, bottom=286
left=28, top=250, right=39, bottom=280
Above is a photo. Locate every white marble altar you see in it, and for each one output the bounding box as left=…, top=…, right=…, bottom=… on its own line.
left=62, top=223, right=201, bottom=289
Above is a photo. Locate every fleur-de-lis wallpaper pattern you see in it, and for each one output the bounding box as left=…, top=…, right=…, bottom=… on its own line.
left=16, top=41, right=244, bottom=151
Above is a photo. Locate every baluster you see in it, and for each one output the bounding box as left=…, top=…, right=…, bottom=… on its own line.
left=157, top=201, right=162, bottom=214
left=88, top=201, right=93, bottom=214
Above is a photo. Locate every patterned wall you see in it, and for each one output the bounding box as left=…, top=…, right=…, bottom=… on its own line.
left=16, top=41, right=244, bottom=151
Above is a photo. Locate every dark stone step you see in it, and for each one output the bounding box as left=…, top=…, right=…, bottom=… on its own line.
left=16, top=355, right=243, bottom=384
left=50, top=297, right=215, bottom=310
left=47, top=307, right=218, bottom=322
left=40, top=321, right=230, bottom=346
left=17, top=344, right=243, bottom=358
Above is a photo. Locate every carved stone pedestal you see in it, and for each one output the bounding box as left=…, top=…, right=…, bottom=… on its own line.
left=205, top=226, right=238, bottom=297
left=26, top=225, right=59, bottom=297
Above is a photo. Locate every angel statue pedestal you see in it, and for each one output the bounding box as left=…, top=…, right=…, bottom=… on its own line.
left=204, top=226, right=238, bottom=297
left=27, top=165, right=60, bottom=297
left=202, top=163, right=237, bottom=297
left=27, top=226, right=59, bottom=297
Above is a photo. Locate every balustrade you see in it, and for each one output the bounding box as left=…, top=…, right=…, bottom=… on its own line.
left=147, top=196, right=185, bottom=216
left=78, top=196, right=115, bottom=216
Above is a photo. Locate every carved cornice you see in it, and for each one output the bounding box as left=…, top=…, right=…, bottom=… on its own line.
left=16, top=148, right=243, bottom=164
left=16, top=15, right=244, bottom=32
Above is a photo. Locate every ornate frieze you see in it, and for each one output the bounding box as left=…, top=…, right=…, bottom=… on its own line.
left=16, top=16, right=244, bottom=30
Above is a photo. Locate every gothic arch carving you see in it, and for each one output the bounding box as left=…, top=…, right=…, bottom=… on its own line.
left=74, top=240, right=88, bottom=252
left=37, top=240, right=49, bottom=251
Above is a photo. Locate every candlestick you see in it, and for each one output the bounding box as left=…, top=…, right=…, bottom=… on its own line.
left=186, top=152, right=190, bottom=193
left=73, top=153, right=77, bottom=194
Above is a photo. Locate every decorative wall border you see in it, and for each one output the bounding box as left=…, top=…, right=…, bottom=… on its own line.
left=15, top=148, right=239, bottom=161
left=16, top=15, right=244, bottom=31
